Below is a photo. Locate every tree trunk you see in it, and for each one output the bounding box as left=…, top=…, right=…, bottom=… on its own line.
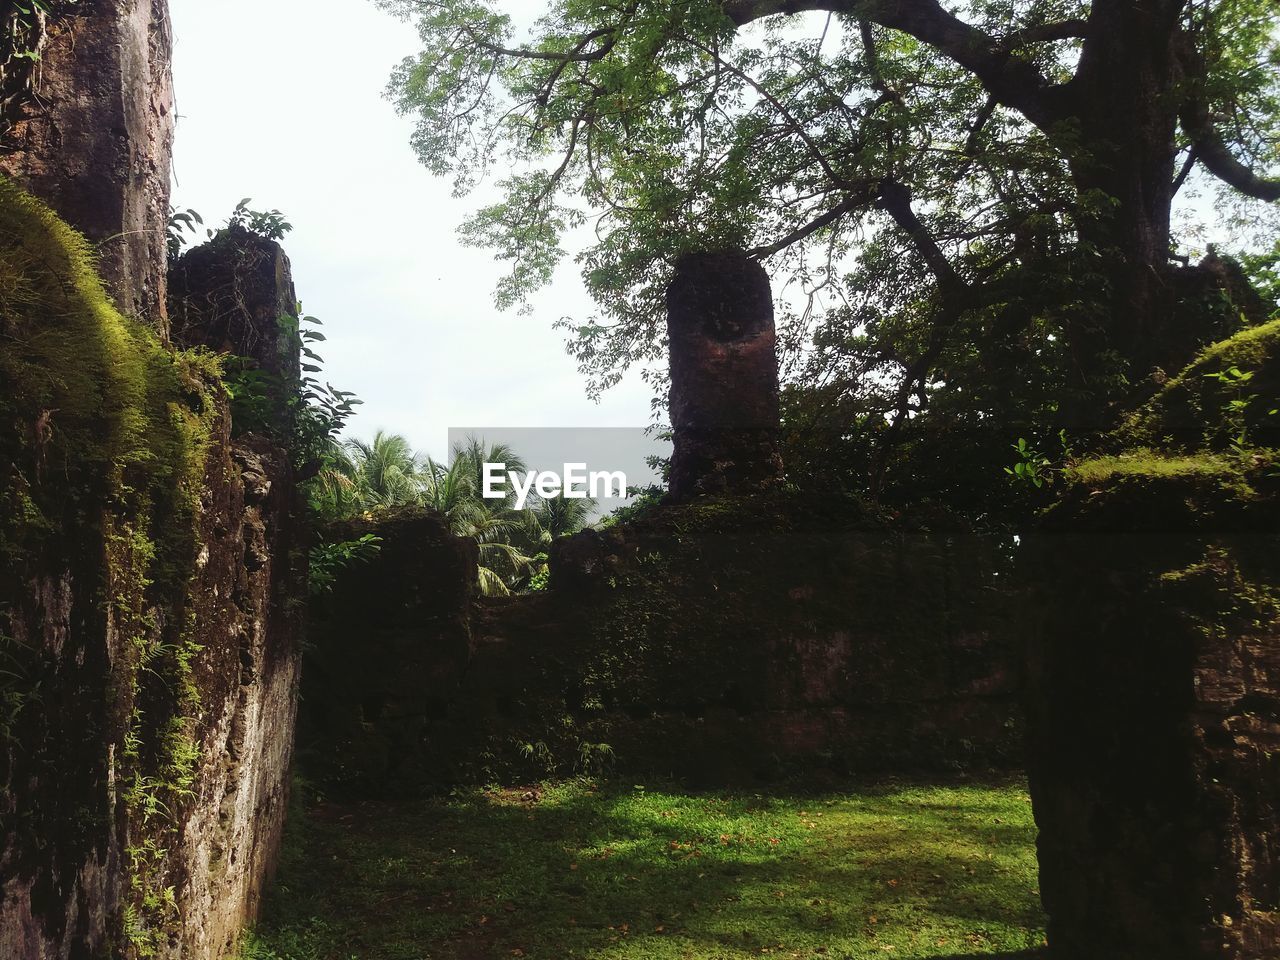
left=1064, top=0, right=1184, bottom=425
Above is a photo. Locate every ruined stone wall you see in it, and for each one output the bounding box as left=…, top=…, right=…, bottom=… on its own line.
left=1025, top=320, right=1280, bottom=959
left=300, top=511, right=477, bottom=791
left=0, top=3, right=307, bottom=955
left=302, top=498, right=1022, bottom=791
left=166, top=436, right=303, bottom=960
left=301, top=252, right=1019, bottom=792
left=0, top=181, right=305, bottom=958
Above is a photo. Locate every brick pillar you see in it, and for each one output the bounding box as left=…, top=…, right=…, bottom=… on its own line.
left=666, top=250, right=783, bottom=500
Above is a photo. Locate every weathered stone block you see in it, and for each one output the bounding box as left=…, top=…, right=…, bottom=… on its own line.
left=301, top=509, right=477, bottom=792
left=0, top=0, right=174, bottom=327
left=0, top=183, right=305, bottom=958
left=667, top=251, right=783, bottom=500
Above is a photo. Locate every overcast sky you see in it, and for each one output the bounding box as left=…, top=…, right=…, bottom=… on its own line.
left=169, top=0, right=657, bottom=462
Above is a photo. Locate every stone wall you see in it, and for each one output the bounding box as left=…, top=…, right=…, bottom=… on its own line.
left=1025, top=321, right=1280, bottom=959
left=300, top=511, right=477, bottom=790
left=0, top=0, right=175, bottom=326
left=0, top=182, right=305, bottom=958
left=302, top=498, right=1022, bottom=791
left=165, top=435, right=303, bottom=959
left=0, top=3, right=307, bottom=954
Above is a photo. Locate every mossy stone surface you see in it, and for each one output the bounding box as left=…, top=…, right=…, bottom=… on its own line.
left=1026, top=317, right=1280, bottom=959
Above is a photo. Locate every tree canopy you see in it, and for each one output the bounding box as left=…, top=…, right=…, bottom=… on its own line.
left=380, top=0, right=1279, bottom=513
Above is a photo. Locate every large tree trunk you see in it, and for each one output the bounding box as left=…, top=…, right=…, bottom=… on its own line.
left=1064, top=0, right=1184, bottom=422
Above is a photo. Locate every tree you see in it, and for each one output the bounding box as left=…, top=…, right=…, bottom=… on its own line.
left=437, top=436, right=539, bottom=595
left=380, top=0, right=1278, bottom=461
left=341, top=429, right=426, bottom=511
left=533, top=491, right=597, bottom=541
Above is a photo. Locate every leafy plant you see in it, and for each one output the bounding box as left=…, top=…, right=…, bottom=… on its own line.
left=226, top=199, right=293, bottom=242
left=309, top=534, right=382, bottom=596
left=166, top=207, right=204, bottom=266
left=575, top=740, right=615, bottom=776
left=1204, top=364, right=1277, bottom=449
left=1004, top=431, right=1072, bottom=489
left=0, top=634, right=38, bottom=747
left=220, top=305, right=362, bottom=475
left=1, top=0, right=73, bottom=61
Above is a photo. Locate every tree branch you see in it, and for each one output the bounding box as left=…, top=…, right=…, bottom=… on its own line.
left=998, top=19, right=1089, bottom=49
left=1180, top=102, right=1280, bottom=202
left=748, top=182, right=879, bottom=258
left=1171, top=145, right=1197, bottom=197
left=874, top=177, right=969, bottom=296
left=471, top=25, right=617, bottom=63
left=722, top=0, right=1068, bottom=130
left=684, top=36, right=851, bottom=189
left=1175, top=32, right=1280, bottom=203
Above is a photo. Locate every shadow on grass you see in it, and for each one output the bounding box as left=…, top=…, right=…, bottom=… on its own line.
left=249, top=780, right=1046, bottom=960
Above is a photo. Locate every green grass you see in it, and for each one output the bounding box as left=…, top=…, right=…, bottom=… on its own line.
left=242, top=779, right=1046, bottom=960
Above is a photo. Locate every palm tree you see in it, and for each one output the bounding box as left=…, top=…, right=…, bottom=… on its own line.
left=418, top=455, right=473, bottom=525
left=444, top=436, right=537, bottom=597
left=530, top=493, right=596, bottom=543
left=308, top=438, right=362, bottom=521
left=343, top=429, right=423, bottom=512
left=314, top=431, right=593, bottom=597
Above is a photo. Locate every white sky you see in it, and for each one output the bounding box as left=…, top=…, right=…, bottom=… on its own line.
left=169, top=0, right=657, bottom=462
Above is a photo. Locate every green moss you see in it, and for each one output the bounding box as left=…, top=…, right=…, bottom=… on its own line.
left=1189, top=317, right=1280, bottom=369
left=1055, top=321, right=1280, bottom=523
left=0, top=178, right=223, bottom=953
left=1120, top=318, right=1280, bottom=451
left=1069, top=450, right=1244, bottom=485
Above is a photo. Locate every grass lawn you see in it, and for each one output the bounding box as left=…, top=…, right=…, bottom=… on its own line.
left=240, top=779, right=1047, bottom=960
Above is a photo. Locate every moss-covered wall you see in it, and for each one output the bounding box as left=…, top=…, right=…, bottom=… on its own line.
left=0, top=182, right=305, bottom=958
left=304, top=495, right=1022, bottom=791
left=1025, top=321, right=1280, bottom=959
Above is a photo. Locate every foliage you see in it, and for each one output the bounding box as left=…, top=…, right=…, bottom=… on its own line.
left=166, top=207, right=204, bottom=266
left=316, top=432, right=597, bottom=596
left=598, top=484, right=664, bottom=529
left=429, top=437, right=538, bottom=596
left=1120, top=317, right=1280, bottom=453
left=1, top=0, right=66, bottom=55
left=166, top=199, right=295, bottom=265
left=242, top=778, right=1045, bottom=959
left=222, top=308, right=361, bottom=465
left=308, top=534, right=383, bottom=596
left=381, top=0, right=1280, bottom=514
left=1004, top=431, right=1071, bottom=490
left=226, top=198, right=294, bottom=242
left=1202, top=364, right=1277, bottom=448
left=0, top=0, right=75, bottom=138
left=1239, top=238, right=1280, bottom=308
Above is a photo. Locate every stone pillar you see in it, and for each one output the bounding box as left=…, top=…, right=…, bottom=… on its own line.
left=1025, top=498, right=1280, bottom=958
left=169, top=226, right=301, bottom=381
left=666, top=250, right=783, bottom=500
left=0, top=0, right=175, bottom=328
